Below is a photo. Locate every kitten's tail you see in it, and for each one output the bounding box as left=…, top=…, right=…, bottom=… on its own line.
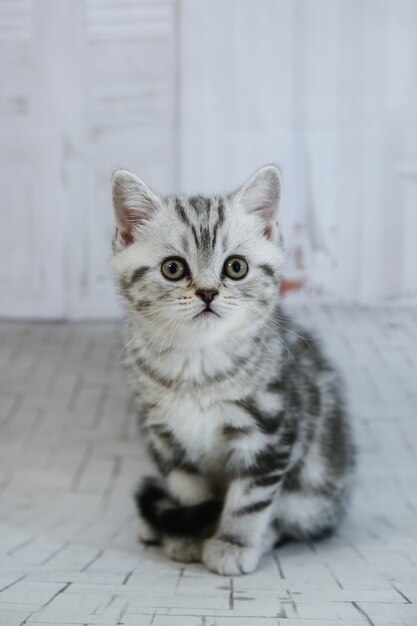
left=134, top=476, right=222, bottom=538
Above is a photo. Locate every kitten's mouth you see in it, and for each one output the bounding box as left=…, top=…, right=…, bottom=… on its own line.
left=194, top=306, right=220, bottom=319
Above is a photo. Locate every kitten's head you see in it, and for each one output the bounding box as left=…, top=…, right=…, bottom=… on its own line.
left=112, top=166, right=283, bottom=346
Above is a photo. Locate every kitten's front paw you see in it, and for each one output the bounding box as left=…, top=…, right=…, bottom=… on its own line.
left=138, top=519, right=160, bottom=545
left=202, top=538, right=260, bottom=575
left=163, top=536, right=203, bottom=563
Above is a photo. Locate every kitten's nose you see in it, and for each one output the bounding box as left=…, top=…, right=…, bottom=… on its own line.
left=196, top=288, right=219, bottom=304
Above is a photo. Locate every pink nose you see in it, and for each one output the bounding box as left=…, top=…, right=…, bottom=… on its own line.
left=196, top=289, right=219, bottom=304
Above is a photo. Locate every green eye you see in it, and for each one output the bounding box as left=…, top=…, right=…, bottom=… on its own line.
left=161, top=257, right=188, bottom=281
left=223, top=256, right=248, bottom=280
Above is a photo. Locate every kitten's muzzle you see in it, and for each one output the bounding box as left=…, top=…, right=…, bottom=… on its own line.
left=195, top=289, right=219, bottom=304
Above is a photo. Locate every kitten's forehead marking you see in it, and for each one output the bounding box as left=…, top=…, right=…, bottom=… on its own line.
left=174, top=195, right=227, bottom=262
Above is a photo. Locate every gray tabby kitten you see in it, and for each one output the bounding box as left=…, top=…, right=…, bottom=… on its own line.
left=111, top=165, right=355, bottom=576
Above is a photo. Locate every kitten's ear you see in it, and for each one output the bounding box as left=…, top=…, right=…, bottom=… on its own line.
left=235, top=165, right=281, bottom=240
left=112, top=170, right=160, bottom=245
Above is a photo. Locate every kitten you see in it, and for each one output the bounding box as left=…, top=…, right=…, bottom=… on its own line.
left=111, top=165, right=355, bottom=575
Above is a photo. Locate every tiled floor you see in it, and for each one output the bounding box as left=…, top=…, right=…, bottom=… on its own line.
left=0, top=306, right=417, bottom=626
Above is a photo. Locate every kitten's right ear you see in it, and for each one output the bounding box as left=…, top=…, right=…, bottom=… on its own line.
left=234, top=165, right=281, bottom=240
left=112, top=170, right=160, bottom=245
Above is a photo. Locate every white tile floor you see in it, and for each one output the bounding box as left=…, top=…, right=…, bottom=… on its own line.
left=0, top=306, right=417, bottom=626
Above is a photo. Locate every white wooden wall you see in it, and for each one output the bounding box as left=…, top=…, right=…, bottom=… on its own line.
left=179, top=0, right=417, bottom=303
left=0, top=0, right=178, bottom=319
left=1, top=0, right=416, bottom=319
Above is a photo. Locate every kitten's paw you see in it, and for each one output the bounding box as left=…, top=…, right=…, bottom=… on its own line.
left=163, top=536, right=203, bottom=563
left=138, top=519, right=160, bottom=545
left=202, top=538, right=260, bottom=575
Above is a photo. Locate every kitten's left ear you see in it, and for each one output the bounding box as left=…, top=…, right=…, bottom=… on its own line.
left=235, top=165, right=281, bottom=240
left=112, top=169, right=161, bottom=245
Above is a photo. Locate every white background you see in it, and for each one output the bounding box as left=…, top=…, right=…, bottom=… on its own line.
left=1, top=0, right=416, bottom=319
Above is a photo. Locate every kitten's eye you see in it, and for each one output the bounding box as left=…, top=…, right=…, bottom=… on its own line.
left=161, top=257, right=188, bottom=281
left=223, top=256, right=248, bottom=280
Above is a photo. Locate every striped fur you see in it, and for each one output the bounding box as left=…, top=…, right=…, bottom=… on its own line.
left=112, top=166, right=355, bottom=575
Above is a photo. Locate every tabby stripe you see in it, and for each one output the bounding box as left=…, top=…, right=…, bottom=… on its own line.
left=258, top=263, right=275, bottom=279
left=217, top=198, right=225, bottom=225
left=233, top=498, right=273, bottom=517
left=130, top=266, right=150, bottom=284
left=135, top=350, right=254, bottom=388
left=222, top=425, right=252, bottom=439
left=279, top=428, right=297, bottom=448
left=212, top=199, right=225, bottom=250
left=149, top=426, right=199, bottom=474
left=174, top=200, right=190, bottom=225
left=221, top=233, right=229, bottom=253
left=307, top=382, right=321, bottom=416
left=148, top=442, right=171, bottom=475
left=149, top=424, right=176, bottom=444
left=252, top=473, right=283, bottom=488
left=134, top=299, right=152, bottom=311
left=191, top=225, right=200, bottom=249
left=177, top=459, right=200, bottom=474
left=283, top=474, right=337, bottom=499
left=235, top=398, right=281, bottom=434
left=181, top=234, right=189, bottom=253
left=241, top=446, right=291, bottom=477
left=212, top=225, right=218, bottom=250
left=119, top=278, right=134, bottom=304
left=267, top=378, right=284, bottom=393
left=148, top=436, right=199, bottom=476
left=217, top=534, right=246, bottom=547
left=135, top=356, right=174, bottom=388
left=200, top=225, right=211, bottom=253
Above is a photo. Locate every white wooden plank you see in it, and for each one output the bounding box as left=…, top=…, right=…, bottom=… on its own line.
left=0, top=0, right=66, bottom=318
left=65, top=0, right=178, bottom=319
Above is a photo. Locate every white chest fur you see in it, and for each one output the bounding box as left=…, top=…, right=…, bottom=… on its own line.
left=126, top=324, right=283, bottom=473
left=145, top=387, right=237, bottom=470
